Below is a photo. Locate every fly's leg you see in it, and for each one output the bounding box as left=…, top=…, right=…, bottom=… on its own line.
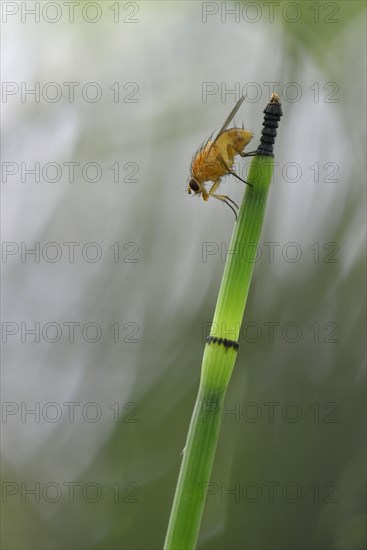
left=207, top=179, right=221, bottom=196
left=208, top=180, right=239, bottom=220
left=220, top=150, right=253, bottom=187
left=239, top=150, right=258, bottom=158
left=211, top=193, right=239, bottom=220
left=226, top=166, right=253, bottom=187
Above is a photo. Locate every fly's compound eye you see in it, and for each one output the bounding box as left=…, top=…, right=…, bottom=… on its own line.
left=188, top=178, right=200, bottom=194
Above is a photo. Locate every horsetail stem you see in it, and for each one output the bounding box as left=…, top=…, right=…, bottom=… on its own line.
left=164, top=95, right=283, bottom=550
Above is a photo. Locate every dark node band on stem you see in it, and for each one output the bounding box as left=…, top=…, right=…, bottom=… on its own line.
left=256, top=93, right=283, bottom=157
left=206, top=336, right=239, bottom=351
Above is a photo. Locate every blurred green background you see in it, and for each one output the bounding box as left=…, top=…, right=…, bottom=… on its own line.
left=1, top=1, right=366, bottom=549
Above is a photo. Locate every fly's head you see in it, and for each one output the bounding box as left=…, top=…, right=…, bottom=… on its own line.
left=188, top=177, right=200, bottom=196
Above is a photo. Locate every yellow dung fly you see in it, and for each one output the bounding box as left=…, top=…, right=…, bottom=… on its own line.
left=188, top=96, right=254, bottom=219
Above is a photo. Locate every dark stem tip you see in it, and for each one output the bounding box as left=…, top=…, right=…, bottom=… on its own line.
left=256, top=93, right=283, bottom=157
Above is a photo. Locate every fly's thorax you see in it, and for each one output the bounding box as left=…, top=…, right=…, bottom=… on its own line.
left=191, top=147, right=219, bottom=183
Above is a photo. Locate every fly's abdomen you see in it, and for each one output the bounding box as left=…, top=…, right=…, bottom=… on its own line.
left=212, top=128, right=252, bottom=167
left=223, top=128, right=253, bottom=153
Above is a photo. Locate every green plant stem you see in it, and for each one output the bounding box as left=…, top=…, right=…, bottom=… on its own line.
left=164, top=155, right=274, bottom=550
left=211, top=157, right=274, bottom=340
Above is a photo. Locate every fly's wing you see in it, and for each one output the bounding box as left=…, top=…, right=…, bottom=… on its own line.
left=207, top=95, right=246, bottom=154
